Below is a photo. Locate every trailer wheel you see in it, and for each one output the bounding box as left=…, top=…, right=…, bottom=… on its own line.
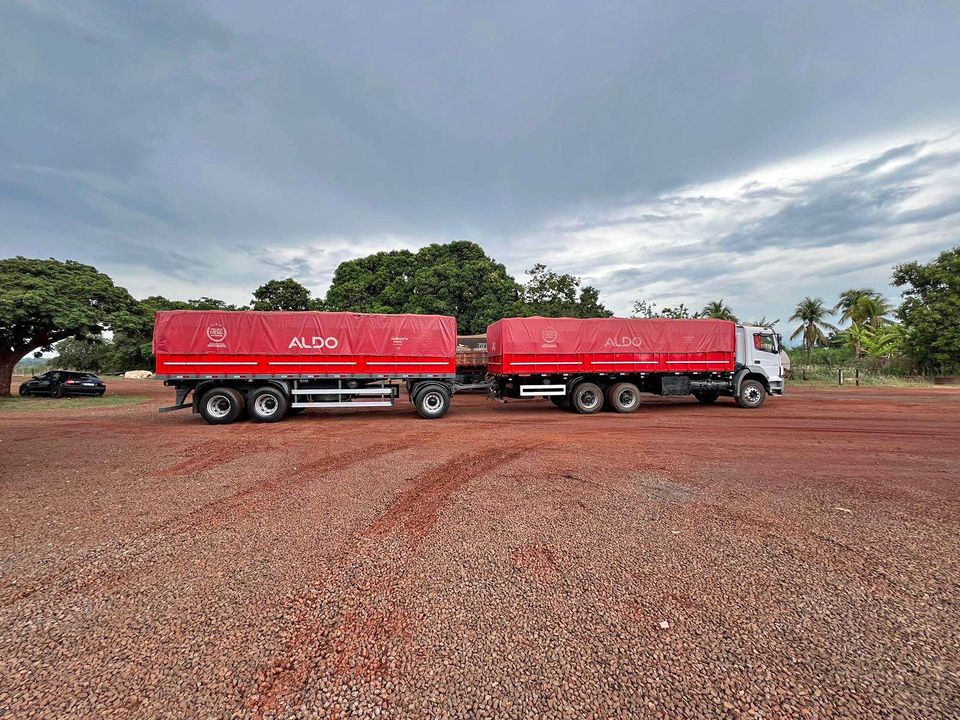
left=199, top=387, right=244, bottom=424
left=736, top=379, right=766, bottom=409
left=571, top=382, right=603, bottom=414
left=549, top=395, right=569, bottom=409
left=607, top=382, right=640, bottom=413
left=694, top=391, right=720, bottom=404
left=247, top=386, right=288, bottom=423
left=414, top=386, right=450, bottom=419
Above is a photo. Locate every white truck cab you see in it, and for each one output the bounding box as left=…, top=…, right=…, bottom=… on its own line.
left=735, top=325, right=785, bottom=400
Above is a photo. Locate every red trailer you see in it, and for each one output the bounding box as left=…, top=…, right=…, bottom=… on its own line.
left=487, top=317, right=782, bottom=412
left=154, top=310, right=465, bottom=422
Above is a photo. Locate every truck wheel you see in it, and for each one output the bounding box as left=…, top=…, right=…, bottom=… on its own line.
left=549, top=395, right=569, bottom=409
left=199, top=387, right=244, bottom=424
left=607, top=382, right=640, bottom=413
left=694, top=391, right=720, bottom=404
left=247, top=386, right=288, bottom=423
left=736, top=379, right=766, bottom=409
left=414, top=386, right=450, bottom=419
left=571, top=382, right=603, bottom=414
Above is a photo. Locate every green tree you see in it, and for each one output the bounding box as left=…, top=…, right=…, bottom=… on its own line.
left=789, top=297, right=837, bottom=363
left=631, top=300, right=693, bottom=319
left=0, top=257, right=134, bottom=396
left=699, top=299, right=738, bottom=322
left=53, top=337, right=111, bottom=372
left=893, top=246, right=960, bottom=372
left=835, top=288, right=894, bottom=356
left=251, top=278, right=315, bottom=311
left=324, top=241, right=522, bottom=333
left=520, top=264, right=612, bottom=319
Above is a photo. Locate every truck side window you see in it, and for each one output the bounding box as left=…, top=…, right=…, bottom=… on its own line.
left=753, top=333, right=777, bottom=354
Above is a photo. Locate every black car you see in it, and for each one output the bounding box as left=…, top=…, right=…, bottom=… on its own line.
left=19, top=371, right=106, bottom=398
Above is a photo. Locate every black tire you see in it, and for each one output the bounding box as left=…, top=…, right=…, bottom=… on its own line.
left=694, top=391, right=720, bottom=405
left=52, top=385, right=66, bottom=399
left=247, top=386, right=288, bottom=423
left=606, top=382, right=641, bottom=413
left=199, top=387, right=244, bottom=424
left=736, top=379, right=766, bottom=409
left=414, top=385, right=450, bottom=419
left=571, top=382, right=604, bottom=414
left=18, top=385, right=29, bottom=397
left=549, top=395, right=569, bottom=409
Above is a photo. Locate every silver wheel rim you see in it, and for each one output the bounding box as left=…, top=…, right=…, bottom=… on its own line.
left=744, top=386, right=762, bottom=405
left=207, top=395, right=231, bottom=418
left=618, top=390, right=637, bottom=409
left=580, top=389, right=600, bottom=410
left=423, top=392, right=443, bottom=413
left=254, top=394, right=278, bottom=416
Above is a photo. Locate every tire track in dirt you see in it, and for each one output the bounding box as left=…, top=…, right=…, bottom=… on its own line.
left=245, top=442, right=536, bottom=718
left=0, top=439, right=416, bottom=608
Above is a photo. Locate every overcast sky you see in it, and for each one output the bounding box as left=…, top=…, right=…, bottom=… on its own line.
left=2, top=1, right=959, bottom=328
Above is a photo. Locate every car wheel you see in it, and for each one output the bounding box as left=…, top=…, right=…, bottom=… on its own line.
left=52, top=385, right=66, bottom=399
left=736, top=379, right=766, bottom=409
left=606, top=382, right=641, bottom=413
left=571, top=382, right=604, bottom=414
left=199, top=387, right=244, bottom=424
left=247, top=386, right=288, bottom=423
left=18, top=385, right=29, bottom=397
left=694, top=391, right=720, bottom=404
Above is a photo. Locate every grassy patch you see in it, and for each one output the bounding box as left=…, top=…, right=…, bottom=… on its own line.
left=788, top=370, right=934, bottom=388
left=0, top=394, right=147, bottom=413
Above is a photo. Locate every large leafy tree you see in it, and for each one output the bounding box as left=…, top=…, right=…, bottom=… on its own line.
left=699, top=299, right=738, bottom=322
left=893, top=246, right=960, bottom=372
left=53, top=337, right=111, bottom=372
left=520, top=264, right=612, bottom=319
left=251, top=278, right=316, bottom=311
left=789, top=296, right=837, bottom=362
left=0, top=257, right=134, bottom=396
left=324, top=241, right=522, bottom=333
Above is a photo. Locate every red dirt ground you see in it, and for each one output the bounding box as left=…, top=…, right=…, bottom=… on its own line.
left=1, top=378, right=958, bottom=719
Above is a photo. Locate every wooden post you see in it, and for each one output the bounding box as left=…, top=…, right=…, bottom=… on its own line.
left=855, top=368, right=860, bottom=386
left=838, top=368, right=844, bottom=385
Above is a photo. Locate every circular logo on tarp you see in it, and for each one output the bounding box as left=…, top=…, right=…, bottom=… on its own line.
left=206, top=323, right=227, bottom=343
left=542, top=327, right=558, bottom=343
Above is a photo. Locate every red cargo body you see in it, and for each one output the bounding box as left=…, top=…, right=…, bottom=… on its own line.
left=153, top=311, right=457, bottom=378
left=487, top=317, right=736, bottom=375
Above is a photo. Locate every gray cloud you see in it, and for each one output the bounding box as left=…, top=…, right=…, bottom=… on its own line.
left=1, top=0, right=959, bottom=324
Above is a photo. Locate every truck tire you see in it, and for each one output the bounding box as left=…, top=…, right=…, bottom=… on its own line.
left=606, top=382, right=640, bottom=413
left=247, top=386, right=288, bottom=423
left=199, top=387, right=244, bottom=424
left=414, top=385, right=450, bottom=419
left=736, top=379, right=766, bottom=409
left=694, top=391, right=720, bottom=404
left=549, top=395, right=569, bottom=409
left=571, top=382, right=603, bottom=414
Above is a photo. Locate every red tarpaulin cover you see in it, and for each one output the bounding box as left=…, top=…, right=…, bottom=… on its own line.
left=153, top=310, right=457, bottom=377
left=487, top=317, right=736, bottom=375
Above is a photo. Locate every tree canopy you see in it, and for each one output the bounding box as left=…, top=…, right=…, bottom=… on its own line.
left=699, top=299, right=738, bottom=322
left=324, top=241, right=522, bottom=333
left=251, top=278, right=316, bottom=311
left=0, top=257, right=134, bottom=395
left=789, top=297, right=837, bottom=361
left=893, top=246, right=960, bottom=372
left=519, top=264, right=612, bottom=319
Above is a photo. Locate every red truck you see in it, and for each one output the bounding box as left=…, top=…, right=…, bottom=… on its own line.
left=154, top=311, right=783, bottom=423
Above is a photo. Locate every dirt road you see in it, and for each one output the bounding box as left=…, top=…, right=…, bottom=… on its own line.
left=1, top=379, right=958, bottom=719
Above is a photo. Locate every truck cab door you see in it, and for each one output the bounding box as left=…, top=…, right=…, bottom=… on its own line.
left=748, top=329, right=783, bottom=387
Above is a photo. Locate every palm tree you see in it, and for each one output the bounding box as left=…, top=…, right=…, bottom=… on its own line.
left=790, top=297, right=837, bottom=363
left=699, top=299, right=738, bottom=322
left=836, top=288, right=893, bottom=327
